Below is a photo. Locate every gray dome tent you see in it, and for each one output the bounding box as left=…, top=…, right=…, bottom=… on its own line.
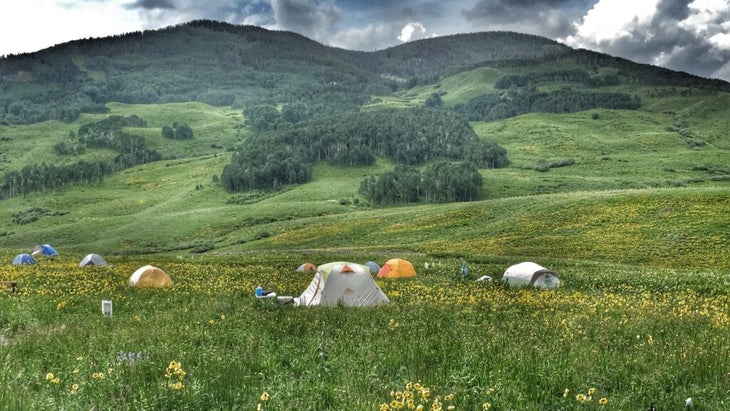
left=79, top=253, right=108, bottom=267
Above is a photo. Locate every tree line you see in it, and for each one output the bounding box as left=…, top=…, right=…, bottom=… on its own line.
left=0, top=115, right=160, bottom=199
left=222, top=107, right=509, bottom=202
left=454, top=87, right=641, bottom=121
left=359, top=161, right=483, bottom=205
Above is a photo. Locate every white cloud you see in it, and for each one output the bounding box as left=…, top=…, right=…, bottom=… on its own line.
left=242, top=13, right=272, bottom=27
left=330, top=23, right=399, bottom=51
left=398, top=21, right=426, bottom=43
left=709, top=32, right=730, bottom=49
left=558, top=0, right=730, bottom=81
left=0, top=0, right=143, bottom=56
left=563, top=0, right=659, bottom=47
left=680, top=0, right=729, bottom=34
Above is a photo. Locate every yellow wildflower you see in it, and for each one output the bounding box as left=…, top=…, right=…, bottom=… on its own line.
left=260, top=391, right=270, bottom=401
left=482, top=402, right=491, bottom=410
left=45, top=373, right=54, bottom=381
left=576, top=393, right=586, bottom=403
left=563, top=388, right=569, bottom=398
left=588, top=387, right=596, bottom=396
left=599, top=397, right=609, bottom=405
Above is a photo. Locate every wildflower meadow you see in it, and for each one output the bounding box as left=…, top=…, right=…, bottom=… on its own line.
left=0, top=252, right=727, bottom=410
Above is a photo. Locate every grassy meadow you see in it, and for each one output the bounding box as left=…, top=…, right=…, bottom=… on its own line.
left=1, top=68, right=729, bottom=409
left=0, top=252, right=728, bottom=410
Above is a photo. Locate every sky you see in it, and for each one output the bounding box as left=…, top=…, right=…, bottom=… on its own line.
left=1, top=0, right=729, bottom=82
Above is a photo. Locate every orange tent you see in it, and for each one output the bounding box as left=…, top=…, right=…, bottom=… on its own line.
left=377, top=258, right=417, bottom=279
left=296, top=262, right=318, bottom=273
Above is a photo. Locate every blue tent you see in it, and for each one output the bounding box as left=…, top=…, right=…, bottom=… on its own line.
left=12, top=254, right=36, bottom=265
left=364, top=261, right=381, bottom=274
left=32, top=244, right=58, bottom=257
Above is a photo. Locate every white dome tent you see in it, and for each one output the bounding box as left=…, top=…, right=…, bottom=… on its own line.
left=503, top=262, right=560, bottom=289
left=295, top=262, right=389, bottom=307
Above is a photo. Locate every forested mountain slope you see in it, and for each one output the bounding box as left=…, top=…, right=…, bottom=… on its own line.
left=2, top=20, right=728, bottom=126
left=0, top=20, right=729, bottom=264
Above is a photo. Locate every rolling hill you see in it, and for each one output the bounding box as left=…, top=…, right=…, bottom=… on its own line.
left=0, top=20, right=728, bottom=270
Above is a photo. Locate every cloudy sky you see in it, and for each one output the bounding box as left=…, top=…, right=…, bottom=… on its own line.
left=1, top=0, right=729, bottom=82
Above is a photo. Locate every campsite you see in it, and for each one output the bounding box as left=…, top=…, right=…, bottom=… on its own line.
left=0, top=248, right=727, bottom=410
left=0, top=18, right=729, bottom=411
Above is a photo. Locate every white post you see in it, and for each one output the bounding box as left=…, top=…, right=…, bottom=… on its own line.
left=101, top=300, right=113, bottom=317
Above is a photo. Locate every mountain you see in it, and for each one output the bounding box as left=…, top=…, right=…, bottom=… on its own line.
left=2, top=20, right=728, bottom=126
left=0, top=20, right=728, bottom=268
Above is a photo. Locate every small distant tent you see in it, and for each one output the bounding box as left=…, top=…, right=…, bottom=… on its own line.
left=31, top=244, right=58, bottom=257
left=296, top=262, right=318, bottom=273
left=295, top=262, right=389, bottom=307
left=364, top=261, right=381, bottom=274
left=503, top=262, right=560, bottom=289
left=12, top=254, right=36, bottom=265
left=129, top=265, right=173, bottom=288
left=79, top=253, right=108, bottom=267
left=377, top=258, right=417, bottom=279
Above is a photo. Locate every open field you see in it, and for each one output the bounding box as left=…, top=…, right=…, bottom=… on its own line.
left=0, top=253, right=728, bottom=410
left=1, top=59, right=729, bottom=410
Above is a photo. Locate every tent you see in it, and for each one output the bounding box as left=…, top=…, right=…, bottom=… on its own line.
left=295, top=262, right=389, bottom=307
left=377, top=258, right=417, bottom=279
left=12, top=254, right=36, bottom=265
left=31, top=244, right=58, bottom=257
left=502, top=262, right=560, bottom=289
left=129, top=265, right=173, bottom=288
left=79, top=253, right=108, bottom=267
left=364, top=261, right=381, bottom=274
left=296, top=262, right=318, bottom=273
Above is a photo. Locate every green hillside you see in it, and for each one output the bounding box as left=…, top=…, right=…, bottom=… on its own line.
left=0, top=21, right=728, bottom=271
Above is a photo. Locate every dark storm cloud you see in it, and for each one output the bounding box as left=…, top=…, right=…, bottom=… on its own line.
left=462, top=0, right=583, bottom=38
left=126, top=0, right=176, bottom=10
left=270, top=0, right=340, bottom=41
left=655, top=0, right=692, bottom=20
left=465, top=0, right=572, bottom=21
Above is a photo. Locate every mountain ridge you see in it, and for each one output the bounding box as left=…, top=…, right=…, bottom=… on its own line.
left=2, top=20, right=728, bottom=126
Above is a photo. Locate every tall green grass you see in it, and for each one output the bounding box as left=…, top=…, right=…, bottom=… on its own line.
left=0, top=254, right=727, bottom=410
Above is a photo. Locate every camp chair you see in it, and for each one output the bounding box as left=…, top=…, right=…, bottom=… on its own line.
left=256, top=292, right=278, bottom=305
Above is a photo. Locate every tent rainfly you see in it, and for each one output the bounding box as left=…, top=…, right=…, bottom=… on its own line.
left=32, top=244, right=58, bottom=257
left=295, top=262, right=389, bottom=307
left=79, top=253, right=108, bottom=267
left=129, top=265, right=173, bottom=288
left=502, top=262, right=560, bottom=289
left=377, top=258, right=417, bottom=279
